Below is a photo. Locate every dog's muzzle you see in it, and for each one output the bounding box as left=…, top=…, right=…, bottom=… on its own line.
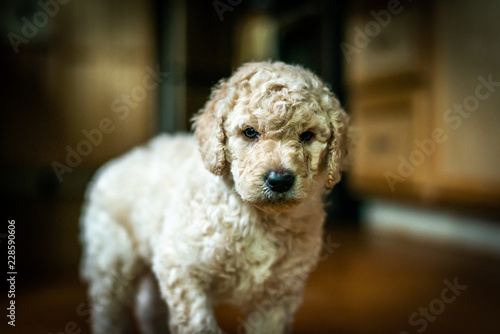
left=264, top=170, right=295, bottom=193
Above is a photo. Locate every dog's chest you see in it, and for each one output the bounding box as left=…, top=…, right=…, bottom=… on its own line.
left=210, top=226, right=295, bottom=305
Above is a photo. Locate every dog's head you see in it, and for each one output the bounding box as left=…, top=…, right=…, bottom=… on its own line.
left=193, top=61, right=349, bottom=212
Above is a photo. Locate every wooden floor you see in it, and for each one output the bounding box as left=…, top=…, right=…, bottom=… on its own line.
left=10, top=227, right=500, bottom=334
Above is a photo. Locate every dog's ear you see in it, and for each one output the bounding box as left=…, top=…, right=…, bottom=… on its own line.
left=324, top=94, right=350, bottom=189
left=193, top=80, right=230, bottom=175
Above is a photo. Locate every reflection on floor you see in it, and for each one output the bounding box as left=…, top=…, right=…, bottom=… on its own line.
left=14, top=227, right=500, bottom=334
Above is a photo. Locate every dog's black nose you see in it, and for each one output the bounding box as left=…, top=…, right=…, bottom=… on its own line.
left=265, top=170, right=295, bottom=193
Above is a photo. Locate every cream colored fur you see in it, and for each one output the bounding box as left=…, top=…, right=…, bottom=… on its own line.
left=80, top=61, right=349, bottom=334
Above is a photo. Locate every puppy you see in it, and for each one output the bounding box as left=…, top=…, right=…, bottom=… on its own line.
left=80, top=61, right=349, bottom=334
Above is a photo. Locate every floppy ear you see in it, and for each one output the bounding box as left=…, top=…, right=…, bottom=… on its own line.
left=325, top=96, right=351, bottom=189
left=193, top=80, right=230, bottom=175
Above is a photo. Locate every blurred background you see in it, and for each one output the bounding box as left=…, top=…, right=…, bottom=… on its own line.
left=1, top=0, right=500, bottom=333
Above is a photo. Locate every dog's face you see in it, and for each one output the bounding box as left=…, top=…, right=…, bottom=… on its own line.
left=223, top=86, right=332, bottom=212
left=194, top=62, right=349, bottom=213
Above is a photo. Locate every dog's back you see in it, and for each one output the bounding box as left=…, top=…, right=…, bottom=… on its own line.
left=80, top=133, right=203, bottom=269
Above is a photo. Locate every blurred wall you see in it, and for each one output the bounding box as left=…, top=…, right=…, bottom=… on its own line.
left=1, top=0, right=158, bottom=282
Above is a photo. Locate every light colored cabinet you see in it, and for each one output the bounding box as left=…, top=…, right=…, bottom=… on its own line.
left=346, top=0, right=500, bottom=210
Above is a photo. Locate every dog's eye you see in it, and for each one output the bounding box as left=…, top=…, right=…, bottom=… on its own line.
left=243, top=128, right=259, bottom=140
left=299, top=131, right=314, bottom=144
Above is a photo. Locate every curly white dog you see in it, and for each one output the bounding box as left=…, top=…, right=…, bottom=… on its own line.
left=80, top=61, right=349, bottom=334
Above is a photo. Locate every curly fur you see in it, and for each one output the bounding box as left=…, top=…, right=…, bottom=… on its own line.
left=80, top=61, right=349, bottom=334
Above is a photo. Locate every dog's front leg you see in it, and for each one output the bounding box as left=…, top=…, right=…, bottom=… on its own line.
left=244, top=294, right=302, bottom=334
left=154, top=264, right=222, bottom=334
